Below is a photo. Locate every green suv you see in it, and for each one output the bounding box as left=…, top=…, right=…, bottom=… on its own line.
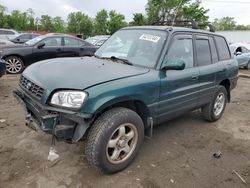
left=14, top=24, right=238, bottom=174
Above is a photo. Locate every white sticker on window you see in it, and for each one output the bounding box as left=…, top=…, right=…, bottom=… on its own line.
left=139, top=34, right=161, bottom=43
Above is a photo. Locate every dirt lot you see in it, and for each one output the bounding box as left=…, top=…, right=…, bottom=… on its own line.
left=0, top=71, right=250, bottom=188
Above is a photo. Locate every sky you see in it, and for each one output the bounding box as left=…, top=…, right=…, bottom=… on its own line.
left=1, top=0, right=250, bottom=25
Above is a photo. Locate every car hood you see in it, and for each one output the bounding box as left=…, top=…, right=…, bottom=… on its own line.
left=23, top=57, right=150, bottom=92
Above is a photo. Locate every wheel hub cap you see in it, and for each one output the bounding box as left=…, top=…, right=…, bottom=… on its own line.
left=213, top=92, right=225, bottom=116
left=106, top=123, right=138, bottom=164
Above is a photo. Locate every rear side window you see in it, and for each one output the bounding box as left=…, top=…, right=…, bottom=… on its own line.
left=214, top=36, right=231, bottom=60
left=196, top=38, right=212, bottom=66
left=64, top=37, right=80, bottom=47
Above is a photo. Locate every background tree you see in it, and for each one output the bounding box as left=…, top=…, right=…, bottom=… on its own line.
left=40, top=15, right=54, bottom=32
left=108, top=10, right=127, bottom=34
left=53, top=16, right=65, bottom=32
left=94, top=9, right=108, bottom=35
left=67, top=12, right=93, bottom=37
left=146, top=0, right=209, bottom=24
left=213, top=17, right=236, bottom=31
left=129, top=13, right=147, bottom=26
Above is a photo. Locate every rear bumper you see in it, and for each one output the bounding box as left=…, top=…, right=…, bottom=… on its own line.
left=0, top=59, right=6, bottom=77
left=13, top=88, right=92, bottom=143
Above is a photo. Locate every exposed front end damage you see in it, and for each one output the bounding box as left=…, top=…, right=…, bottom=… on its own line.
left=13, top=88, right=92, bottom=143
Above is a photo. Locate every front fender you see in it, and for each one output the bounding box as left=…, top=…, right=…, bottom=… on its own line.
left=81, top=71, right=160, bottom=116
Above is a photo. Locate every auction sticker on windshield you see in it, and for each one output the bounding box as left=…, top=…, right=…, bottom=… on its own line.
left=139, top=34, right=161, bottom=43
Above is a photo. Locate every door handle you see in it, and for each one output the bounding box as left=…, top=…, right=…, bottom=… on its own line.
left=191, top=75, right=199, bottom=80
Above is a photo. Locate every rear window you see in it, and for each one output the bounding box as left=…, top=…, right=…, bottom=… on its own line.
left=214, top=36, right=231, bottom=60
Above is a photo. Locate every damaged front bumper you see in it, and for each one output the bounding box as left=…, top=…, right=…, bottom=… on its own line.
left=13, top=89, right=93, bottom=143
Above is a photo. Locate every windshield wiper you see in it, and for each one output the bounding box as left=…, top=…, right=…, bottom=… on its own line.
left=94, top=55, right=133, bottom=65
left=110, top=56, right=133, bottom=65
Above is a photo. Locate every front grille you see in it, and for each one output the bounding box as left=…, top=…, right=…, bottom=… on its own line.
left=20, top=75, right=44, bottom=100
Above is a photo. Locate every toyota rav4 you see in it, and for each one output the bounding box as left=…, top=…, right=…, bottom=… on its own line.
left=14, top=24, right=238, bottom=174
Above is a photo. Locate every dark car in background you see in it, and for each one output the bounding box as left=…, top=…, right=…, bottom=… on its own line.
left=230, top=43, right=250, bottom=69
left=0, top=59, right=6, bottom=77
left=10, top=33, right=40, bottom=44
left=0, top=34, right=98, bottom=74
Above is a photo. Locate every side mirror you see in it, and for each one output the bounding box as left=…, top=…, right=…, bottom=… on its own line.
left=162, top=59, right=186, bottom=70
left=236, top=51, right=242, bottom=56
left=16, top=38, right=20, bottom=42
left=37, top=42, right=45, bottom=49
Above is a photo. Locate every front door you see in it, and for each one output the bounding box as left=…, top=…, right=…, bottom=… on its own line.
left=32, top=36, right=63, bottom=63
left=157, top=34, right=200, bottom=123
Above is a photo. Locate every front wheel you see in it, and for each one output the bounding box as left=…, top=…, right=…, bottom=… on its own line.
left=202, top=86, right=227, bottom=122
left=85, top=107, right=144, bottom=174
left=5, top=56, right=24, bottom=74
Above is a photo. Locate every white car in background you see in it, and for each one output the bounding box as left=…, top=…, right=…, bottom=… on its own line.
left=0, top=29, right=19, bottom=40
left=230, top=42, right=250, bottom=69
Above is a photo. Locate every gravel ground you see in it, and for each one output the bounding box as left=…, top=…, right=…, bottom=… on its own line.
left=0, top=70, right=250, bottom=188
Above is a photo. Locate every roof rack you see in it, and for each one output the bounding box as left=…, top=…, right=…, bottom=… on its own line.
left=151, top=20, right=215, bottom=32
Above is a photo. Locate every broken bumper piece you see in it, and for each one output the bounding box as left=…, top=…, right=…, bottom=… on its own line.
left=13, top=89, right=92, bottom=143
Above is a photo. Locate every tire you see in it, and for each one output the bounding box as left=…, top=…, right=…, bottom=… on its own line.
left=4, top=56, right=24, bottom=74
left=85, top=107, right=144, bottom=174
left=202, top=86, right=227, bottom=122
left=245, top=61, right=250, bottom=70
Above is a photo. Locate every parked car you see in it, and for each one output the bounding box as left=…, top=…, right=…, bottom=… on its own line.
left=0, top=34, right=98, bottom=74
left=10, top=33, right=40, bottom=44
left=85, top=35, right=110, bottom=47
left=0, top=28, right=19, bottom=40
left=0, top=58, right=6, bottom=77
left=14, top=24, right=238, bottom=174
left=230, top=43, right=250, bottom=69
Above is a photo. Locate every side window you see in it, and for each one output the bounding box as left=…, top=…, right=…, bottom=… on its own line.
left=64, top=37, right=80, bottom=47
left=214, top=36, right=231, bottom=60
left=242, top=47, right=249, bottom=53
left=209, top=37, right=218, bottom=63
left=196, top=37, right=212, bottom=66
left=19, top=34, right=30, bottom=40
left=166, top=34, right=194, bottom=69
left=42, top=37, right=61, bottom=47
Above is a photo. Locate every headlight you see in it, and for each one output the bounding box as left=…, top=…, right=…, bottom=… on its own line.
left=50, top=91, right=87, bottom=109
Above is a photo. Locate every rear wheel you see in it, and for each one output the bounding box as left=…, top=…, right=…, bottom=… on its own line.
left=5, top=56, right=24, bottom=74
left=85, top=107, right=144, bottom=174
left=202, top=86, right=227, bottom=122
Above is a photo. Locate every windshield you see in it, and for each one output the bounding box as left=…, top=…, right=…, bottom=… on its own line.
left=229, top=46, right=236, bottom=52
left=25, top=35, right=45, bottom=45
left=85, top=37, right=98, bottom=45
left=95, top=29, right=168, bottom=68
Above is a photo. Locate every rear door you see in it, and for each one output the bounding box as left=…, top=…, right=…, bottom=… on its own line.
left=195, top=35, right=224, bottom=106
left=63, top=36, right=96, bottom=57
left=32, top=36, right=63, bottom=63
left=157, top=33, right=200, bottom=123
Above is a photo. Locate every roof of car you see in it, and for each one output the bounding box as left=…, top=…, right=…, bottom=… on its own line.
left=122, top=25, right=219, bottom=35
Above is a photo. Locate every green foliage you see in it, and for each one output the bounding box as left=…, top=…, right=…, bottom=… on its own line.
left=40, top=15, right=54, bottom=32
left=94, top=9, right=108, bottom=35
left=146, top=0, right=209, bottom=25
left=129, top=13, right=148, bottom=26
left=67, top=12, right=93, bottom=37
left=212, top=17, right=250, bottom=31
left=108, top=10, right=127, bottom=34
